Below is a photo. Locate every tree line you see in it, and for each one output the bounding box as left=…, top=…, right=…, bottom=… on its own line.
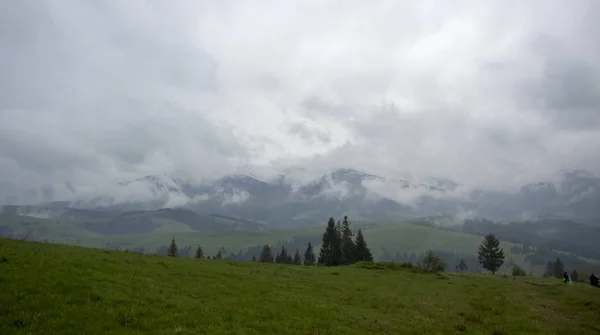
left=124, top=217, right=508, bottom=274
left=153, top=216, right=509, bottom=276
left=118, top=214, right=598, bottom=278
left=158, top=216, right=375, bottom=267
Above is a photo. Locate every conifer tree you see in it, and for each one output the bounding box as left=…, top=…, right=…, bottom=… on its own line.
left=544, top=260, right=553, bottom=277
left=354, top=228, right=373, bottom=262
left=215, top=250, right=222, bottom=260
left=167, top=237, right=179, bottom=257
left=276, top=245, right=291, bottom=264
left=293, top=249, right=302, bottom=265
left=333, top=220, right=343, bottom=264
left=318, top=217, right=338, bottom=266
left=251, top=255, right=256, bottom=262
left=304, top=242, right=316, bottom=266
left=340, top=215, right=357, bottom=265
left=259, top=244, right=274, bottom=263
left=552, top=257, right=565, bottom=279
left=456, top=259, right=468, bottom=272
left=477, top=233, right=505, bottom=274
left=194, top=245, right=204, bottom=259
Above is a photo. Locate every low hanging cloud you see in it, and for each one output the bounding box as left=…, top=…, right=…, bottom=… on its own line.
left=1, top=0, right=600, bottom=205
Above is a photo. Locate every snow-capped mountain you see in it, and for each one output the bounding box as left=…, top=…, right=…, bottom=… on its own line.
left=25, top=167, right=598, bottom=228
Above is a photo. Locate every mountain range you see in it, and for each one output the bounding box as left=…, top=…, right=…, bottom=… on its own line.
left=7, top=168, right=598, bottom=228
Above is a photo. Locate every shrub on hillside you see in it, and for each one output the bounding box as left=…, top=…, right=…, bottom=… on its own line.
left=423, top=250, right=446, bottom=273
left=512, top=264, right=527, bottom=276
left=355, top=261, right=429, bottom=273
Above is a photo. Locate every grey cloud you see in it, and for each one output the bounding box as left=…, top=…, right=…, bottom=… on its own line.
left=0, top=0, right=252, bottom=203
left=530, top=57, right=600, bottom=130
left=287, top=122, right=332, bottom=144
left=2, top=0, right=600, bottom=205
left=0, top=0, right=217, bottom=110
left=300, top=96, right=351, bottom=120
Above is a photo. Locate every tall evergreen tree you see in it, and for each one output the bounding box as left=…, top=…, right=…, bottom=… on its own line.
left=276, top=245, right=291, bottom=264
left=304, top=242, right=316, bottom=266
left=544, top=260, right=554, bottom=277
left=552, top=257, right=565, bottom=279
left=259, top=244, right=274, bottom=263
left=318, top=217, right=338, bottom=266
left=354, top=228, right=373, bottom=262
left=167, top=237, right=179, bottom=257
left=333, top=220, right=343, bottom=265
left=477, top=233, right=505, bottom=274
left=456, top=259, right=468, bottom=272
left=293, top=249, right=302, bottom=265
left=215, top=250, right=222, bottom=260
left=340, top=215, right=357, bottom=265
left=194, top=245, right=204, bottom=259
left=251, top=255, right=256, bottom=262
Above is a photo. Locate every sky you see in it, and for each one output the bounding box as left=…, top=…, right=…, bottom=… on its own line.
left=1, top=0, right=600, bottom=204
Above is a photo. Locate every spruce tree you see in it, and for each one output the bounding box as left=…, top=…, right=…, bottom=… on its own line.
left=251, top=255, right=256, bottom=262
left=167, top=237, right=179, bottom=257
left=215, top=250, right=222, bottom=260
left=544, top=260, right=553, bottom=277
left=293, top=249, right=302, bottom=265
left=304, top=242, right=316, bottom=266
left=477, top=233, right=505, bottom=274
left=333, top=220, right=343, bottom=265
left=276, top=245, right=290, bottom=264
left=259, top=244, right=274, bottom=263
left=318, top=217, right=337, bottom=266
left=552, top=258, right=564, bottom=279
left=354, top=228, right=373, bottom=262
left=194, top=245, right=204, bottom=259
left=456, top=259, right=468, bottom=272
left=341, top=215, right=357, bottom=265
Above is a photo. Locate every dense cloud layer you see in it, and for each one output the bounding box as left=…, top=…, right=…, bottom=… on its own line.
left=1, top=0, right=599, bottom=204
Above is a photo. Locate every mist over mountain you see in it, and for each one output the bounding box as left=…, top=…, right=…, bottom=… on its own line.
left=2, top=1, right=600, bottom=232
left=6, top=167, right=596, bottom=228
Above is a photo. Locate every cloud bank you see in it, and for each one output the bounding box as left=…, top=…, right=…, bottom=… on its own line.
left=1, top=0, right=600, bottom=204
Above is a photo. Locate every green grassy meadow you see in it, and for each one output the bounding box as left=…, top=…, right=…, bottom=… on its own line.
left=1, top=238, right=600, bottom=334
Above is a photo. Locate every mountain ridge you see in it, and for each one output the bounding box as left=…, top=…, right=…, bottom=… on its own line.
left=9, top=167, right=598, bottom=227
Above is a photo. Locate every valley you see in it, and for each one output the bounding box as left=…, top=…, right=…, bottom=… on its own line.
left=2, top=167, right=600, bottom=276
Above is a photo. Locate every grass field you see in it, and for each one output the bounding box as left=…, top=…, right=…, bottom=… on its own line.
left=1, top=238, right=600, bottom=334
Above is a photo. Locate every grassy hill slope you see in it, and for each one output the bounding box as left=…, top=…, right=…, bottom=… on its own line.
left=83, top=221, right=502, bottom=254
left=1, top=238, right=600, bottom=334
left=0, top=208, right=266, bottom=242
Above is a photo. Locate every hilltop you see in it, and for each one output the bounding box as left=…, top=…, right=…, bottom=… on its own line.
left=1, top=238, right=599, bottom=334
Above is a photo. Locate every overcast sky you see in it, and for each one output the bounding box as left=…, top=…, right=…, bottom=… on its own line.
left=1, top=0, right=599, bottom=203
